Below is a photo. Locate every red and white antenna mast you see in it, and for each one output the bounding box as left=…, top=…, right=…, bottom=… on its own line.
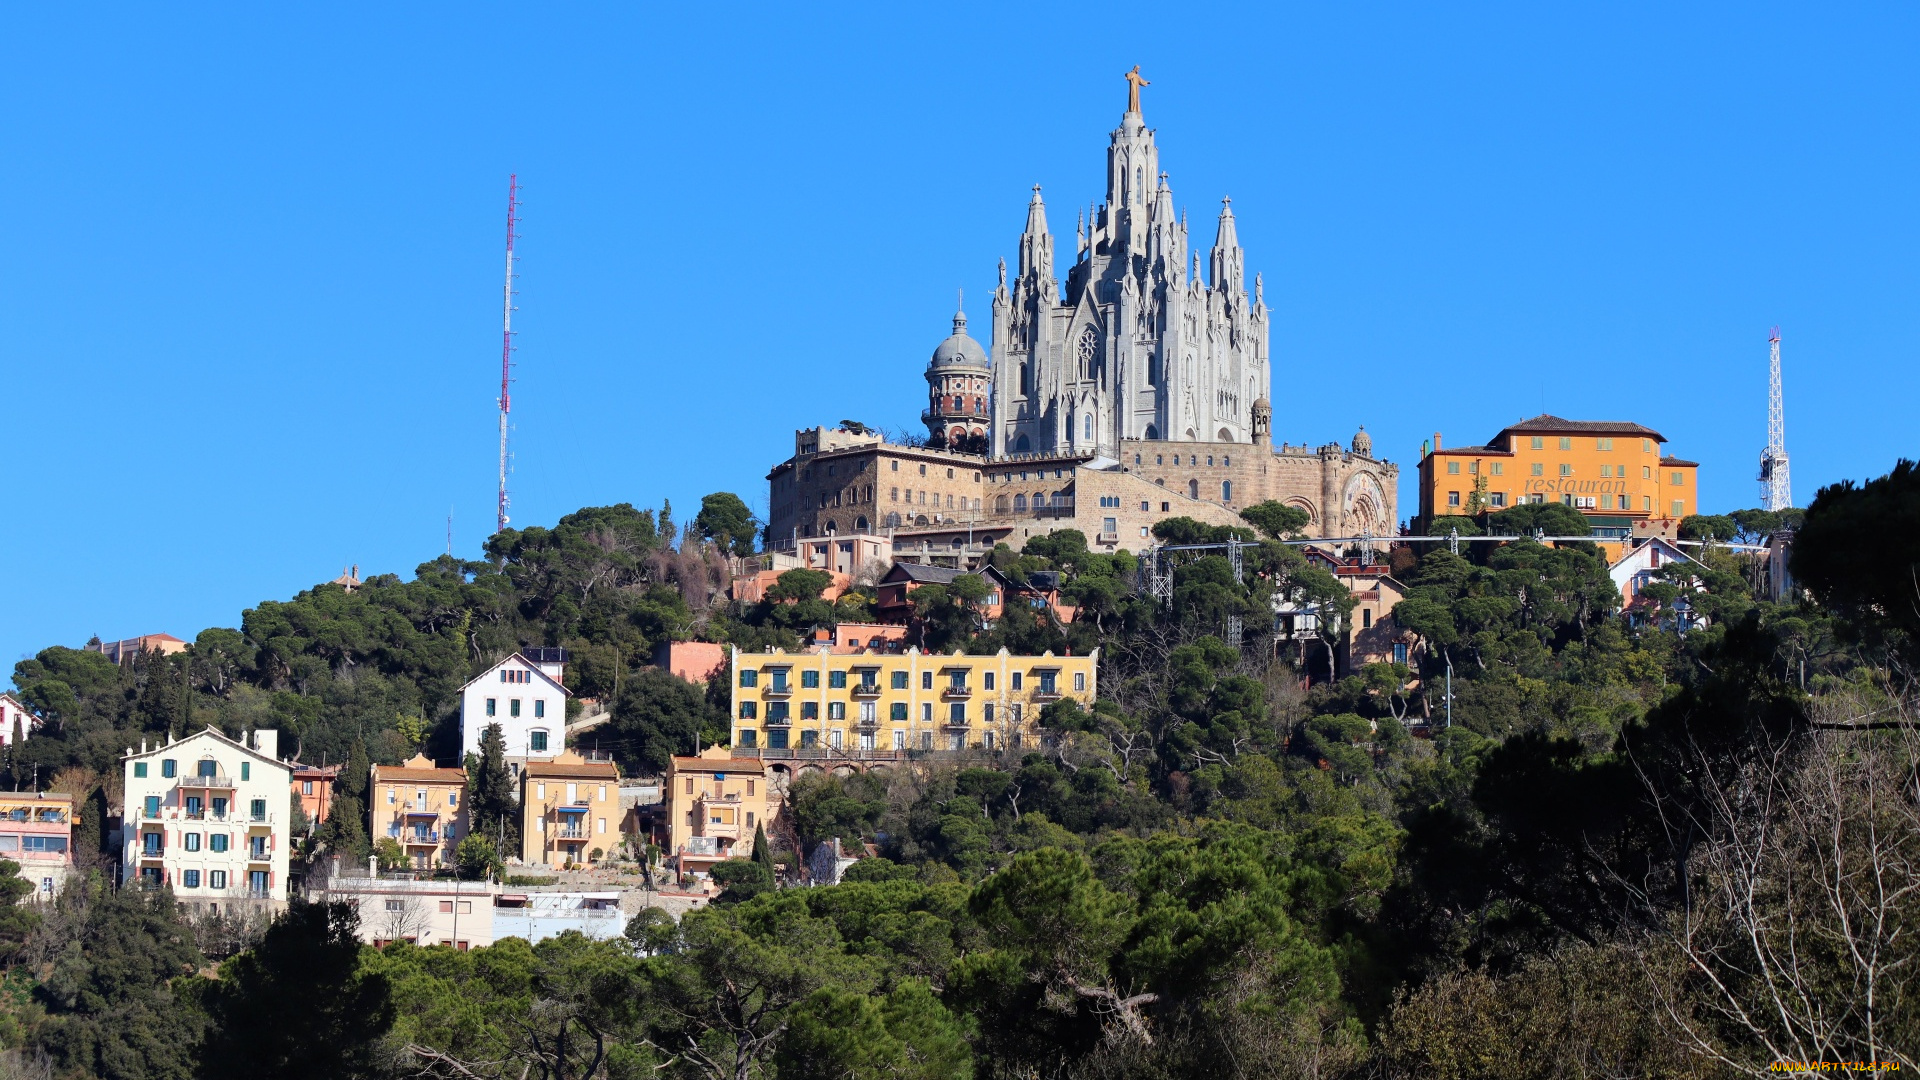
left=497, top=175, right=518, bottom=534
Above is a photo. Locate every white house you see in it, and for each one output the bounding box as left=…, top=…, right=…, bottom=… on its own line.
left=1610, top=537, right=1708, bottom=631
left=0, top=694, right=40, bottom=746
left=459, top=648, right=572, bottom=778
left=122, top=727, right=293, bottom=911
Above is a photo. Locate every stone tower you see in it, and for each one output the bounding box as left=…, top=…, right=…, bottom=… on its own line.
left=989, top=74, right=1269, bottom=459
left=923, top=303, right=991, bottom=454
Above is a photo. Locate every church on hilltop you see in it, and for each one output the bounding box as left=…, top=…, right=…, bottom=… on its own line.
left=991, top=66, right=1267, bottom=458
left=767, top=71, right=1395, bottom=561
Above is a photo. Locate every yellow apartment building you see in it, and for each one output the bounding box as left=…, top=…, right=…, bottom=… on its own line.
left=370, top=754, right=469, bottom=871
left=519, top=751, right=619, bottom=869
left=729, top=645, right=1099, bottom=755
left=0, top=791, right=75, bottom=899
left=666, top=746, right=782, bottom=878
left=1417, top=414, right=1698, bottom=540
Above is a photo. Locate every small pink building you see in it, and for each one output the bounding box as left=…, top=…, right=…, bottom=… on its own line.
left=653, top=642, right=731, bottom=685
left=0, top=792, right=75, bottom=899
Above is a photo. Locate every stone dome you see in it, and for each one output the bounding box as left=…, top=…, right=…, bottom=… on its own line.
left=1351, top=426, right=1373, bottom=457
left=930, top=308, right=990, bottom=371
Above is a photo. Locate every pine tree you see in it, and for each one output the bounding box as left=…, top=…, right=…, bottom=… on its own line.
left=660, top=499, right=677, bottom=547
left=133, top=649, right=183, bottom=736
left=342, top=737, right=370, bottom=802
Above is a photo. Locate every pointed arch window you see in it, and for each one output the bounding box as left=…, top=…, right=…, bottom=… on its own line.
left=1084, top=414, right=1093, bottom=440
left=1077, top=328, right=1098, bottom=380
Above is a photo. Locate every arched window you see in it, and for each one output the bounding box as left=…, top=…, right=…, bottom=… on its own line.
left=856, top=516, right=869, bottom=532
left=885, top=512, right=901, bottom=528
left=825, top=520, right=838, bottom=534
left=1014, top=494, right=1027, bottom=511
left=1077, top=327, right=1098, bottom=380
left=1221, top=481, right=1232, bottom=503
left=1084, top=414, right=1093, bottom=440
left=1144, top=424, right=1159, bottom=440
left=1188, top=479, right=1199, bottom=499
left=996, top=495, right=1009, bottom=513
left=1013, top=433, right=1030, bottom=453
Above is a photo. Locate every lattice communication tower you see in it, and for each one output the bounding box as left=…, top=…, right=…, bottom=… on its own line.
left=1758, top=326, right=1792, bottom=511
left=497, top=175, right=519, bottom=534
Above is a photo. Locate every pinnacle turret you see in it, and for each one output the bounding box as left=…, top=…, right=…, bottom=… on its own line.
left=1018, top=185, right=1054, bottom=282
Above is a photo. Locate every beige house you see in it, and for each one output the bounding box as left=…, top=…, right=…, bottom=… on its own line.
left=370, top=754, right=469, bottom=870
left=519, top=752, right=619, bottom=869
left=666, top=746, right=780, bottom=879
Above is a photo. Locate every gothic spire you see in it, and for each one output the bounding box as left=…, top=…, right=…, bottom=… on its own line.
left=1210, top=197, right=1244, bottom=294
left=1018, top=184, right=1054, bottom=282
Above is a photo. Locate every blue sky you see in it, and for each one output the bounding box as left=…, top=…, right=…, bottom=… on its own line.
left=4, top=4, right=1916, bottom=674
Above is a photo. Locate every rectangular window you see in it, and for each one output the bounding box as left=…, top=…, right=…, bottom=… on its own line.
left=738, top=701, right=757, bottom=719
left=893, top=730, right=905, bottom=750
left=1446, top=461, right=1460, bottom=475
left=1447, top=491, right=1460, bottom=507
left=860, top=702, right=876, bottom=724
left=144, top=795, right=160, bottom=818
left=1074, top=672, right=1087, bottom=692
left=249, top=871, right=267, bottom=895
left=828, top=671, right=846, bottom=689
left=198, top=759, right=217, bottom=777
left=183, top=870, right=200, bottom=889
left=210, top=870, right=227, bottom=889
left=486, top=698, right=497, bottom=717
left=983, top=703, right=995, bottom=723
left=250, top=799, right=266, bottom=821
left=983, top=672, right=995, bottom=691
left=1011, top=672, right=1023, bottom=690
left=770, top=670, right=787, bottom=691
left=1600, top=465, right=1611, bottom=478
left=184, top=833, right=201, bottom=852
left=801, top=701, right=819, bottom=720
left=1671, top=471, right=1686, bottom=486
left=891, top=670, right=908, bottom=689
left=302, top=781, right=314, bottom=795
left=529, top=730, right=549, bottom=752
left=211, top=834, right=229, bottom=853
left=890, top=702, right=907, bottom=721
left=922, top=672, right=933, bottom=690
left=1558, top=437, right=1572, bottom=450
left=134, top=762, right=147, bottom=778
left=1394, top=643, right=1409, bottom=665
left=161, top=759, right=177, bottom=779
left=1468, top=462, right=1478, bottom=475
left=921, top=703, right=933, bottom=723
left=828, top=702, right=845, bottom=721
left=1531, top=463, right=1544, bottom=476
left=1672, top=500, right=1684, bottom=516
left=21, top=836, right=65, bottom=854
left=1490, top=492, right=1507, bottom=507
left=1644, top=495, right=1653, bottom=511
left=1618, top=495, right=1630, bottom=509
left=1491, top=462, right=1503, bottom=475
left=241, top=762, right=250, bottom=781
left=948, top=703, right=965, bottom=724
left=510, top=699, right=521, bottom=718
left=1597, top=437, right=1614, bottom=451
left=1530, top=436, right=1544, bottom=450
left=738, top=728, right=758, bottom=747
left=1642, top=439, right=1653, bottom=452
left=1105, top=515, right=1119, bottom=534
left=534, top=700, right=545, bottom=719
left=212, top=797, right=227, bottom=818
left=801, top=670, right=819, bottom=688
left=1038, top=671, right=1057, bottom=695
left=740, top=669, right=757, bottom=688
left=1559, top=464, right=1573, bottom=477
left=767, top=702, right=790, bottom=721
left=1363, top=609, right=1373, bottom=629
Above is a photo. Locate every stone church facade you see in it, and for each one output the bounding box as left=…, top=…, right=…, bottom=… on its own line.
left=767, top=74, right=1396, bottom=550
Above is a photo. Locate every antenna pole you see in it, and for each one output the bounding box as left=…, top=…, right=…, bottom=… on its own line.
left=1759, top=326, right=1792, bottom=511
left=498, top=175, right=519, bottom=535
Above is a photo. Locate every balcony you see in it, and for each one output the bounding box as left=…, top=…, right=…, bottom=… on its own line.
left=1032, top=690, right=1063, bottom=703
left=683, top=836, right=726, bottom=857
left=246, top=815, right=275, bottom=828
left=401, top=832, right=442, bottom=846
left=762, top=712, right=791, bottom=727
left=850, top=681, right=882, bottom=698
left=246, top=849, right=272, bottom=864
left=177, top=775, right=236, bottom=790
left=554, top=828, right=587, bottom=840
left=942, top=685, right=973, bottom=700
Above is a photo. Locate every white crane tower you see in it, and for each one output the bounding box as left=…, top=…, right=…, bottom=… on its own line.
left=1758, top=326, right=1792, bottom=511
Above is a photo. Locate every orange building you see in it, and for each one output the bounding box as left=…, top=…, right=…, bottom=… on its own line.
left=1416, top=415, right=1698, bottom=541
left=291, top=763, right=339, bottom=827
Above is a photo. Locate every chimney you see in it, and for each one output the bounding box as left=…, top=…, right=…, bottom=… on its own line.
left=252, top=728, right=280, bottom=760
left=1434, top=431, right=1442, bottom=451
